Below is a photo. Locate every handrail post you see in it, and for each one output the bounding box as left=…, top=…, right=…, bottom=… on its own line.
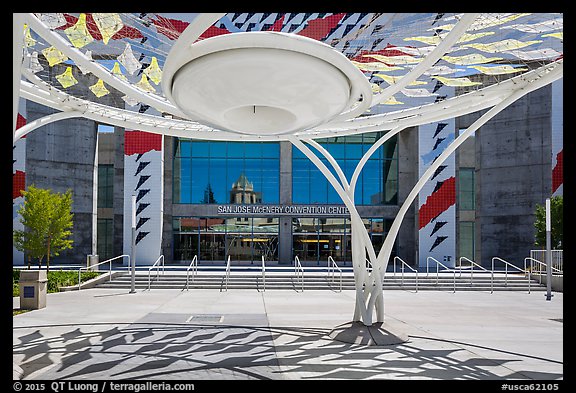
left=491, top=269, right=494, bottom=294
left=262, top=255, right=265, bottom=292
left=225, top=255, right=230, bottom=291
left=524, top=257, right=530, bottom=294
left=294, top=256, right=304, bottom=292
left=327, top=256, right=342, bottom=292
left=186, top=255, right=198, bottom=290
left=79, top=254, right=128, bottom=291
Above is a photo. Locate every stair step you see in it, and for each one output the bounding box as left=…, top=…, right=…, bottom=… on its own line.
left=94, top=271, right=545, bottom=292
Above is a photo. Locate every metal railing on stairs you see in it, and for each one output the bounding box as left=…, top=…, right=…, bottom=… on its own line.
left=426, top=256, right=456, bottom=293
left=530, top=250, right=563, bottom=273
left=393, top=256, right=418, bottom=292
left=224, top=255, right=231, bottom=291
left=458, top=257, right=494, bottom=293
left=261, top=255, right=266, bottom=292
left=492, top=257, right=531, bottom=293
left=79, top=254, right=130, bottom=290
left=294, top=256, right=304, bottom=292
left=147, top=255, right=164, bottom=290
left=327, top=256, right=342, bottom=292
left=524, top=257, right=563, bottom=287
left=186, top=255, right=198, bottom=290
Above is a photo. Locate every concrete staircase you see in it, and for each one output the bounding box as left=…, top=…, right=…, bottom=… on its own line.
left=94, top=266, right=546, bottom=292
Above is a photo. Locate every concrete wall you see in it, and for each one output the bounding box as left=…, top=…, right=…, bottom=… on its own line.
left=25, top=60, right=125, bottom=265
left=397, top=126, right=418, bottom=264
left=458, top=85, right=552, bottom=267
left=26, top=101, right=97, bottom=265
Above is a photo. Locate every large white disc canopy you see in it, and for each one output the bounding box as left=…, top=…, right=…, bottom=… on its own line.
left=162, top=31, right=372, bottom=135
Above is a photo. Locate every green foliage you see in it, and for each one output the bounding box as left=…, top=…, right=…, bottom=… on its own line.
left=12, top=269, right=100, bottom=297
left=13, top=185, right=74, bottom=271
left=534, top=196, right=563, bottom=249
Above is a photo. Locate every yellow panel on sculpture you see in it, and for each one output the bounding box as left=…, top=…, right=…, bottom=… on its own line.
left=64, top=13, right=94, bottom=48
left=55, top=67, right=78, bottom=88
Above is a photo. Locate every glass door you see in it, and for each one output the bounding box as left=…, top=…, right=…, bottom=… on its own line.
left=253, top=217, right=279, bottom=262
left=199, top=217, right=226, bottom=262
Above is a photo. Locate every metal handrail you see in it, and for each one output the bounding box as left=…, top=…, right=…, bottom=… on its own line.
left=525, top=257, right=563, bottom=275
left=492, top=257, right=531, bottom=293
left=394, top=256, right=418, bottom=292
left=458, top=257, right=494, bottom=293
left=261, top=255, right=266, bottom=292
left=79, top=254, right=129, bottom=290
left=327, top=256, right=342, bottom=292
left=524, top=257, right=562, bottom=287
left=186, top=255, right=198, bottom=290
left=224, top=255, right=231, bottom=291
left=147, top=255, right=165, bottom=290
left=530, top=249, right=563, bottom=273
left=427, top=256, right=456, bottom=293
left=294, top=256, right=304, bottom=292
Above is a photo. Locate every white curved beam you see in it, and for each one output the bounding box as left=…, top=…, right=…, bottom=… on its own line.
left=23, top=13, right=189, bottom=119
left=303, top=138, right=350, bottom=191
left=14, top=110, right=83, bottom=142
left=369, top=13, right=480, bottom=107
left=288, top=136, right=385, bottom=325
left=374, top=59, right=564, bottom=277
left=312, top=59, right=563, bottom=133
left=350, top=125, right=404, bottom=199
left=14, top=13, right=25, bottom=140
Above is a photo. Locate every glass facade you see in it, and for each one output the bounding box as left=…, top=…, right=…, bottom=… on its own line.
left=458, top=167, right=475, bottom=211
left=458, top=221, right=475, bottom=260
left=97, top=164, right=114, bottom=208
left=292, top=132, right=398, bottom=205
left=173, top=216, right=392, bottom=264
left=171, top=132, right=399, bottom=263
left=173, top=217, right=279, bottom=262
left=293, top=217, right=392, bottom=264
left=173, top=140, right=280, bottom=204
left=97, top=218, right=113, bottom=260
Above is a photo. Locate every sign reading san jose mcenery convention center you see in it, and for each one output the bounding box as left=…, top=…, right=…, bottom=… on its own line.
left=216, top=204, right=350, bottom=216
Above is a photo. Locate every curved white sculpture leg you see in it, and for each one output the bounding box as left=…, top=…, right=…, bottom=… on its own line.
left=288, top=60, right=560, bottom=328
left=289, top=136, right=385, bottom=326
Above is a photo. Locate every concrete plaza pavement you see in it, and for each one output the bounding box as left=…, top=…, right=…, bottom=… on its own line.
left=13, top=288, right=563, bottom=380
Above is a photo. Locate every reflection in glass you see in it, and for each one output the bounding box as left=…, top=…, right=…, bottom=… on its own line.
left=291, top=217, right=394, bottom=265
left=173, top=140, right=280, bottom=204
left=173, top=216, right=278, bottom=263
left=292, top=131, right=398, bottom=205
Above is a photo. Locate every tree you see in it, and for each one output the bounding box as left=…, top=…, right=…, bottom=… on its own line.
left=13, top=185, right=74, bottom=272
left=202, top=183, right=217, bottom=204
left=534, top=196, right=563, bottom=249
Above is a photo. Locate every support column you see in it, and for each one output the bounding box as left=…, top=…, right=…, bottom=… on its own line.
left=279, top=141, right=292, bottom=265
left=123, top=129, right=164, bottom=265
left=13, top=13, right=24, bottom=141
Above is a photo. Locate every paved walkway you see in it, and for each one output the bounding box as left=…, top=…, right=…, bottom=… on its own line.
left=13, top=288, right=563, bottom=380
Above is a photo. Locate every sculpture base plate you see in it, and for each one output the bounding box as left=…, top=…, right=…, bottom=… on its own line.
left=328, top=321, right=409, bottom=346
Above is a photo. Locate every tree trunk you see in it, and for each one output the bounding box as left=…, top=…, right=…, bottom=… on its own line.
left=46, top=238, right=51, bottom=273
